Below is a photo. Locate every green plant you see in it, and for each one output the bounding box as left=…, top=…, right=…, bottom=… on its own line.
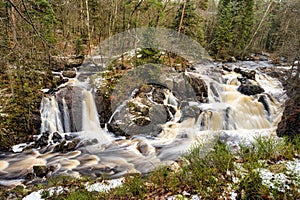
left=64, top=190, right=97, bottom=200
left=113, top=175, right=146, bottom=199
left=240, top=136, right=295, bottom=164
left=236, top=171, right=268, bottom=200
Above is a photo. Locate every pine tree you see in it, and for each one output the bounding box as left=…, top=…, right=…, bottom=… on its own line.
left=232, top=0, right=254, bottom=53
left=213, top=0, right=234, bottom=57
left=213, top=0, right=254, bottom=58
left=27, top=0, right=58, bottom=44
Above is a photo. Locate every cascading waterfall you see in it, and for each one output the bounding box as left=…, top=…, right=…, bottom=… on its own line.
left=0, top=61, right=287, bottom=186
left=40, top=96, right=64, bottom=133
left=62, top=97, right=71, bottom=133
left=82, top=90, right=112, bottom=145
left=193, top=70, right=283, bottom=134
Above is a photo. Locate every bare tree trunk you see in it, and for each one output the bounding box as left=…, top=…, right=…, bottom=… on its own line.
left=127, top=0, right=144, bottom=30
left=85, top=0, right=91, bottom=56
left=178, top=0, right=187, bottom=36
left=10, top=0, right=17, bottom=48
left=244, top=1, right=273, bottom=51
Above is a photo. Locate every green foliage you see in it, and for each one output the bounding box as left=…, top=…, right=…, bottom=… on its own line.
left=172, top=0, right=207, bottom=45
left=138, top=48, right=162, bottom=64
left=239, top=136, right=295, bottom=165
left=213, top=0, right=255, bottom=58
left=0, top=64, right=53, bottom=150
left=232, top=0, right=254, bottom=51
left=292, top=135, right=300, bottom=153
left=63, top=190, right=97, bottom=200
left=75, top=36, right=84, bottom=56
left=213, top=0, right=234, bottom=58
left=236, top=171, right=269, bottom=200
left=27, top=0, right=58, bottom=44
left=113, top=175, right=146, bottom=199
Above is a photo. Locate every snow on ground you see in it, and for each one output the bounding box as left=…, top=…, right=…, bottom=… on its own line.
left=22, top=186, right=64, bottom=200
left=85, top=177, right=125, bottom=192
left=23, top=179, right=124, bottom=199
left=257, top=159, right=300, bottom=193
left=22, top=190, right=43, bottom=200
left=12, top=143, right=34, bottom=153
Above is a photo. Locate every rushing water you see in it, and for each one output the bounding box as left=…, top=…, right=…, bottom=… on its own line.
left=0, top=61, right=286, bottom=186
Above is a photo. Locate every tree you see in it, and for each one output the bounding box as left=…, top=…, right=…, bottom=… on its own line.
left=212, top=0, right=234, bottom=57
left=233, top=0, right=254, bottom=52
left=172, top=0, right=208, bottom=45
left=213, top=0, right=254, bottom=58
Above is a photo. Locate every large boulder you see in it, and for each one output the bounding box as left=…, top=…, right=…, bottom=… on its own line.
left=56, top=86, right=84, bottom=132
left=107, top=84, right=180, bottom=137
left=62, top=70, right=77, bottom=78
left=184, top=72, right=208, bottom=103
left=237, top=77, right=265, bottom=96
left=95, top=67, right=209, bottom=130
left=51, top=55, right=84, bottom=72
left=234, top=67, right=256, bottom=80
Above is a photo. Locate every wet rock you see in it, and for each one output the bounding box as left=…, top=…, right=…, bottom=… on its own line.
left=258, top=95, right=270, bottom=115
left=108, top=84, right=178, bottom=137
left=53, top=139, right=80, bottom=153
left=152, top=87, right=165, bottom=104
left=53, top=140, right=66, bottom=152
left=222, top=65, right=232, bottom=72
left=51, top=55, right=84, bottom=72
left=52, top=132, right=62, bottom=143
left=25, top=173, right=35, bottom=180
left=85, top=138, right=99, bottom=145
left=277, top=98, right=300, bottom=139
left=56, top=86, right=83, bottom=132
left=136, top=140, right=155, bottom=156
left=107, top=123, right=126, bottom=136
left=95, top=85, right=113, bottom=128
left=185, top=73, right=208, bottom=103
left=237, top=77, right=251, bottom=85
left=65, top=134, right=75, bottom=140
left=52, top=76, right=69, bottom=87
left=180, top=105, right=202, bottom=122
left=234, top=68, right=256, bottom=80
left=62, top=70, right=77, bottom=78
left=33, top=165, right=47, bottom=178
left=67, top=139, right=80, bottom=151
left=34, top=131, right=49, bottom=148
left=237, top=78, right=265, bottom=96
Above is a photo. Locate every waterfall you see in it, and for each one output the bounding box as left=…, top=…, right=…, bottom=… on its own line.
left=0, top=60, right=288, bottom=186
left=40, top=81, right=111, bottom=145
left=192, top=70, right=283, bottom=133
left=62, top=98, right=71, bottom=133
left=40, top=96, right=64, bottom=133
left=82, top=90, right=112, bottom=144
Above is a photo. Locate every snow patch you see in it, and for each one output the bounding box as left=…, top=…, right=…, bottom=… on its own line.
left=12, top=143, right=33, bottom=153
left=258, top=168, right=290, bottom=192
left=85, top=178, right=125, bottom=192
left=22, top=186, right=64, bottom=200
left=23, top=190, right=43, bottom=200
